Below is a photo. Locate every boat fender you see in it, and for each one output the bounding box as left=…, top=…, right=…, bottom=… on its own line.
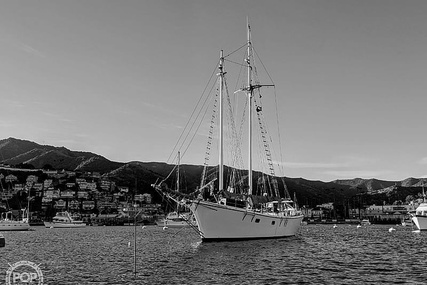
left=0, top=233, right=5, bottom=247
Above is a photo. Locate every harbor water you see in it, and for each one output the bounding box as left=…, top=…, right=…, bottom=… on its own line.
left=1, top=224, right=426, bottom=284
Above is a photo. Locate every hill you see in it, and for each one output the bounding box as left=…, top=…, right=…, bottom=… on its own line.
left=0, top=137, right=424, bottom=207
left=0, top=137, right=124, bottom=173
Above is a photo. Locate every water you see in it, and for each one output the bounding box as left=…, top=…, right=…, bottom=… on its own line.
left=1, top=224, right=426, bottom=284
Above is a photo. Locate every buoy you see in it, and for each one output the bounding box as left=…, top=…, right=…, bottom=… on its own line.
left=333, top=224, right=337, bottom=228
left=128, top=241, right=131, bottom=247
left=0, top=233, right=5, bottom=247
left=163, top=226, right=168, bottom=230
left=389, top=227, right=396, bottom=232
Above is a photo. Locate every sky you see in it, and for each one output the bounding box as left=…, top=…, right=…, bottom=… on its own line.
left=1, top=0, right=427, bottom=182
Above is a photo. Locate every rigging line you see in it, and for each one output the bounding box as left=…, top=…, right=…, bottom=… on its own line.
left=180, top=81, right=217, bottom=160
left=252, top=44, right=286, bottom=182
left=252, top=46, right=275, bottom=85
left=167, top=59, right=220, bottom=163
left=178, top=70, right=219, bottom=161
left=224, top=58, right=247, bottom=68
left=273, top=86, right=286, bottom=177
left=224, top=43, right=247, bottom=58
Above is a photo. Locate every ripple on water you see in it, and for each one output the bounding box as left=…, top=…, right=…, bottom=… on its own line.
left=1, top=224, right=427, bottom=284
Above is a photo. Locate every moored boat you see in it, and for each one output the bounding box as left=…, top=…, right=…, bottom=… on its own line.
left=156, top=211, right=196, bottom=228
left=411, top=203, right=427, bottom=231
left=411, top=185, right=427, bottom=231
left=401, top=213, right=413, bottom=226
left=0, top=210, right=30, bottom=231
left=44, top=211, right=86, bottom=228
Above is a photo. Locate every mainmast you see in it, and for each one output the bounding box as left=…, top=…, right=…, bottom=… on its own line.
left=244, top=20, right=274, bottom=196
left=246, top=22, right=253, bottom=195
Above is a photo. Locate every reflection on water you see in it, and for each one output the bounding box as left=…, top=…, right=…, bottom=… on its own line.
left=1, top=224, right=426, bottom=284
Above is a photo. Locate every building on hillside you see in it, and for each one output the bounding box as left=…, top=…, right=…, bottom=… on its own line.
left=86, top=182, right=97, bottom=192
left=100, top=180, right=115, bottom=192
left=33, top=183, right=44, bottom=191
left=44, top=179, right=53, bottom=189
left=60, top=190, right=75, bottom=199
left=77, top=191, right=89, bottom=199
left=26, top=175, right=38, bottom=183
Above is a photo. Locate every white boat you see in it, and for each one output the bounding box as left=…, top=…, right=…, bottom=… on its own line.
left=44, top=211, right=86, bottom=228
left=411, top=204, right=427, bottom=231
left=411, top=185, right=427, bottom=231
left=156, top=211, right=195, bottom=228
left=0, top=210, right=30, bottom=231
left=154, top=21, right=303, bottom=241
left=360, top=219, right=371, bottom=226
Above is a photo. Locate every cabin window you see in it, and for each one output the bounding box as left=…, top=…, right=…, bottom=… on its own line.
left=271, top=221, right=275, bottom=225
left=255, top=218, right=260, bottom=223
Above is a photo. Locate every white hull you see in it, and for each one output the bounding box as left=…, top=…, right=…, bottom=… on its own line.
left=411, top=215, right=427, bottom=231
left=412, top=202, right=427, bottom=231
left=0, top=221, right=30, bottom=231
left=44, top=222, right=86, bottom=228
left=190, top=200, right=303, bottom=241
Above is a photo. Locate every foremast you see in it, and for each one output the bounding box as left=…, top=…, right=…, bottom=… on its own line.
left=218, top=50, right=225, bottom=192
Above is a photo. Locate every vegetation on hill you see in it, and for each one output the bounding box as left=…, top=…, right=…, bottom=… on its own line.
left=0, top=137, right=424, bottom=208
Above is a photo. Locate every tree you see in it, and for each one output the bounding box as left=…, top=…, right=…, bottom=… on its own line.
left=405, top=195, right=414, bottom=204
left=42, top=164, right=54, bottom=170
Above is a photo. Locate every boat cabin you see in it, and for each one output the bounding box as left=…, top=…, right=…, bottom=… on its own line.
left=415, top=203, right=427, bottom=216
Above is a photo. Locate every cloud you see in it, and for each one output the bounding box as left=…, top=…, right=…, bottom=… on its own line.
left=18, top=44, right=46, bottom=58
left=321, top=170, right=394, bottom=179
left=418, top=157, right=427, bottom=164
left=281, top=155, right=375, bottom=169
left=282, top=161, right=345, bottom=169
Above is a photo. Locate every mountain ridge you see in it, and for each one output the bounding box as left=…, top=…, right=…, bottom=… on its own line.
left=0, top=137, right=424, bottom=206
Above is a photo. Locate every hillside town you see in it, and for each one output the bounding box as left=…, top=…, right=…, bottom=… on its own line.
left=0, top=166, right=164, bottom=226
left=0, top=165, right=423, bottom=226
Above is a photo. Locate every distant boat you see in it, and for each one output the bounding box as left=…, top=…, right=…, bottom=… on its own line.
left=156, top=211, right=196, bottom=228
left=155, top=152, right=197, bottom=228
left=411, top=184, right=427, bottom=231
left=0, top=210, right=30, bottom=231
left=360, top=219, right=371, bottom=226
left=401, top=214, right=413, bottom=227
left=153, top=21, right=303, bottom=241
left=44, top=211, right=86, bottom=228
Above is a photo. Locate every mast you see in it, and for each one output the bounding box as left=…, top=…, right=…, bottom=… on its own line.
left=218, top=50, right=225, bottom=191
left=177, top=151, right=180, bottom=214
left=176, top=151, right=180, bottom=191
left=247, top=20, right=253, bottom=195
left=423, top=181, right=426, bottom=203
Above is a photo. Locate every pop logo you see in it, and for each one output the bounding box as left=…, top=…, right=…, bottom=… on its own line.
left=5, top=260, right=43, bottom=285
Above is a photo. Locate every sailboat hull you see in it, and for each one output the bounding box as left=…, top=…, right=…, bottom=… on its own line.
left=0, top=221, right=30, bottom=231
left=191, top=200, right=303, bottom=241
